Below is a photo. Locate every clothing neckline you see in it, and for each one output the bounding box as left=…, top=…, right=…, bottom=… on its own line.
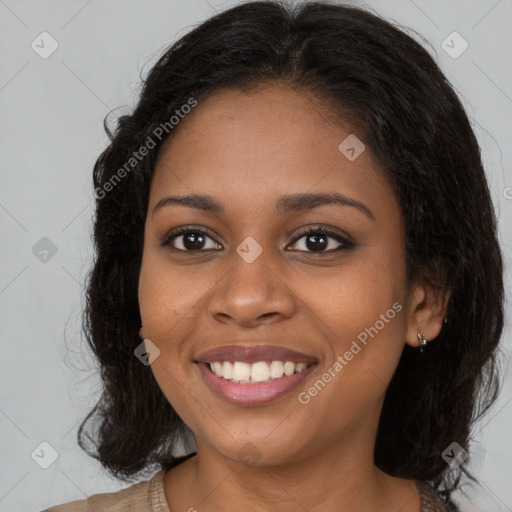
left=148, top=454, right=454, bottom=512
left=148, top=452, right=197, bottom=512
left=148, top=469, right=171, bottom=512
left=415, top=480, right=457, bottom=511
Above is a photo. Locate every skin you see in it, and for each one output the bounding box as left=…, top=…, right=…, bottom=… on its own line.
left=138, top=83, right=449, bottom=512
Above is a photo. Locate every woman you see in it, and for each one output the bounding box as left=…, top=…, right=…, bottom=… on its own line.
left=43, top=1, right=504, bottom=510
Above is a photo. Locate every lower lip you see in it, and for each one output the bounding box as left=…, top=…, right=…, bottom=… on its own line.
left=196, top=362, right=317, bottom=406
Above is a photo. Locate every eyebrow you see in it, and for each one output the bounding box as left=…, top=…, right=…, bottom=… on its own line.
left=152, top=192, right=375, bottom=220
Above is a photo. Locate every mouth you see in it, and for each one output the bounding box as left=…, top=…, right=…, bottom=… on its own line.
left=195, top=360, right=318, bottom=406
left=193, top=344, right=319, bottom=406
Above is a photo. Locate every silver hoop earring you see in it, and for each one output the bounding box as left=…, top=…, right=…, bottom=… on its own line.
left=417, top=332, right=428, bottom=353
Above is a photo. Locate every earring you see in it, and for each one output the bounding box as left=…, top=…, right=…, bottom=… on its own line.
left=417, top=332, right=428, bottom=353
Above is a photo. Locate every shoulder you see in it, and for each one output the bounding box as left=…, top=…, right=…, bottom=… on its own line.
left=416, top=480, right=460, bottom=512
left=40, top=469, right=169, bottom=512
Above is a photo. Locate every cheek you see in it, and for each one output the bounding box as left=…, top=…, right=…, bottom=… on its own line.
left=295, top=265, right=406, bottom=429
left=295, top=252, right=407, bottom=379
left=301, top=257, right=403, bottom=331
left=138, top=248, right=203, bottom=338
left=138, top=253, right=200, bottom=420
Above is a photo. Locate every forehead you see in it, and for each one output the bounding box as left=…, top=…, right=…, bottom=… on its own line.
left=150, top=84, right=397, bottom=219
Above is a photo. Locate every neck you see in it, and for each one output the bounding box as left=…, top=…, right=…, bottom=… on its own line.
left=163, top=436, right=420, bottom=512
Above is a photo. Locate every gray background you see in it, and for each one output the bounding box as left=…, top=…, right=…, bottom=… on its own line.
left=0, top=0, right=511, bottom=511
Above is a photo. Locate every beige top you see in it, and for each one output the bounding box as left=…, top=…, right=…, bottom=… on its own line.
left=41, top=469, right=457, bottom=511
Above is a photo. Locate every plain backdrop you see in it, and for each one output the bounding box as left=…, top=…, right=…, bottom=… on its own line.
left=0, top=1, right=511, bottom=511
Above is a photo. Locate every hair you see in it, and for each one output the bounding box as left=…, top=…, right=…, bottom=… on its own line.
left=78, top=0, right=504, bottom=504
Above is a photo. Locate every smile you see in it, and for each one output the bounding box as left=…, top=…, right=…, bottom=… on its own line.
left=196, top=360, right=318, bottom=406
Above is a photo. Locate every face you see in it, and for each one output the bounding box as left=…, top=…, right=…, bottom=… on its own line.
left=138, top=84, right=435, bottom=467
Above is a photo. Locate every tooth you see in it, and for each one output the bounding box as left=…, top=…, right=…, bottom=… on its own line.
left=283, top=361, right=296, bottom=376
left=209, top=360, right=310, bottom=382
left=295, top=363, right=307, bottom=373
left=232, top=362, right=251, bottom=381
left=222, top=361, right=233, bottom=379
left=250, top=361, right=271, bottom=382
left=269, top=361, right=284, bottom=379
left=212, top=362, right=223, bottom=377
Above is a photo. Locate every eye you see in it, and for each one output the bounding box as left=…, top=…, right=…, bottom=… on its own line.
left=161, top=226, right=222, bottom=252
left=161, top=225, right=354, bottom=254
left=288, top=226, right=354, bottom=253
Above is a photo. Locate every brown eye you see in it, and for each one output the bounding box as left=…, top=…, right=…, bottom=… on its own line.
left=288, top=227, right=354, bottom=253
left=162, top=228, right=222, bottom=252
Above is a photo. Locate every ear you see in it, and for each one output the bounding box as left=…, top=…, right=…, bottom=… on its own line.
left=404, top=280, right=450, bottom=348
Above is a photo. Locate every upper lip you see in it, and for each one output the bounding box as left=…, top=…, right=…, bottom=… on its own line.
left=194, top=344, right=319, bottom=364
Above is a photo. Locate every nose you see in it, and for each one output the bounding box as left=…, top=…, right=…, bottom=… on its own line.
left=207, top=248, right=296, bottom=328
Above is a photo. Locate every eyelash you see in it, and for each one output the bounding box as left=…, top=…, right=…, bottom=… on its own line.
left=160, top=225, right=355, bottom=254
